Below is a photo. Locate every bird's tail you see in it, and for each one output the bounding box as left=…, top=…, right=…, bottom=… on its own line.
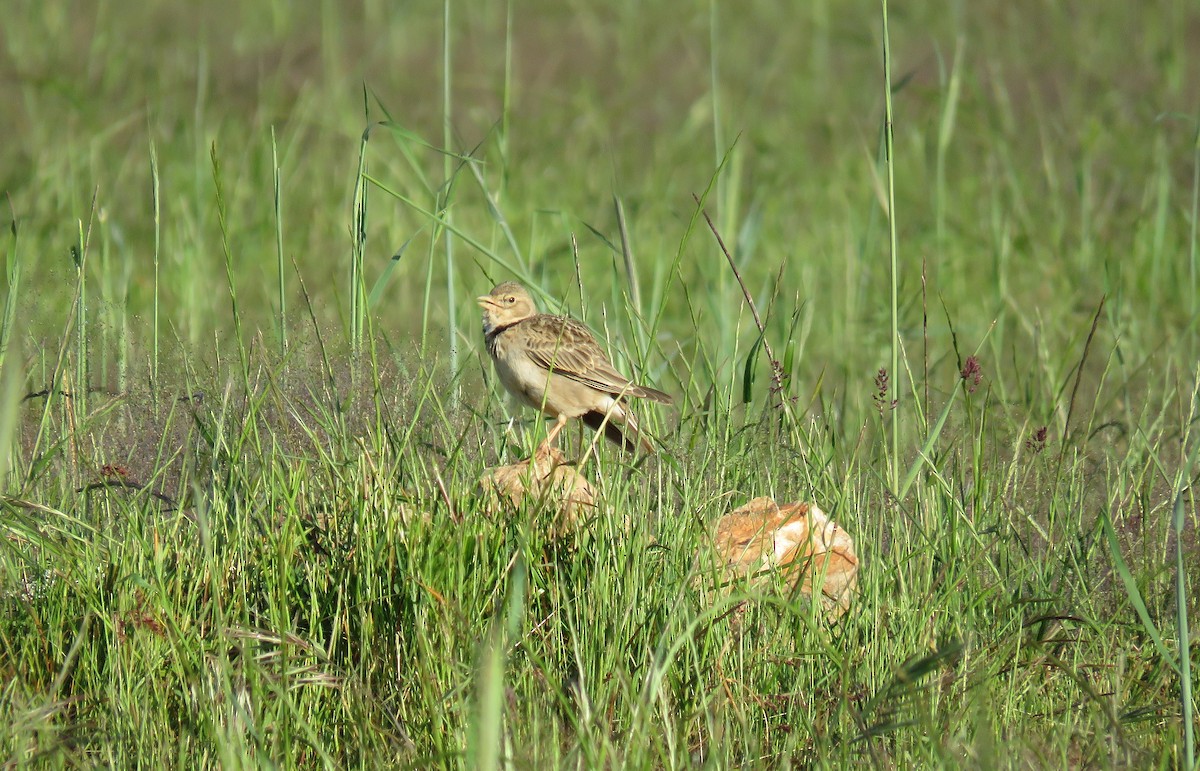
left=582, top=408, right=655, bottom=454
left=630, top=383, right=673, bottom=404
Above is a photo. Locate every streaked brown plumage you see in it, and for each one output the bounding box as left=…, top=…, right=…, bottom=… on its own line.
left=477, top=281, right=672, bottom=454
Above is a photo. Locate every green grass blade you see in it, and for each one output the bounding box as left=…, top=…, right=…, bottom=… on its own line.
left=367, top=233, right=418, bottom=311
left=1101, top=510, right=1180, bottom=677
left=898, top=384, right=958, bottom=501
left=1172, top=491, right=1195, bottom=769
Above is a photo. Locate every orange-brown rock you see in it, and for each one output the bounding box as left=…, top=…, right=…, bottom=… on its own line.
left=712, top=497, right=859, bottom=618
left=476, top=447, right=595, bottom=536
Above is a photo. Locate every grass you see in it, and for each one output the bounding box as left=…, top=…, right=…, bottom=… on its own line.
left=2, top=0, right=1199, bottom=766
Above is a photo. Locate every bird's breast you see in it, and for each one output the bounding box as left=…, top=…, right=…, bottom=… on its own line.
left=488, top=329, right=550, bottom=409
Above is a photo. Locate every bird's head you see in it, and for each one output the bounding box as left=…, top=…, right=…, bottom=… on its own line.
left=477, top=281, right=537, bottom=333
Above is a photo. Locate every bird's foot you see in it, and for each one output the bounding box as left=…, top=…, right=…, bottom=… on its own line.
left=533, top=441, right=567, bottom=467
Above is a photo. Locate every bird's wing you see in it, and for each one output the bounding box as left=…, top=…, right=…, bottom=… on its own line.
left=521, top=315, right=649, bottom=398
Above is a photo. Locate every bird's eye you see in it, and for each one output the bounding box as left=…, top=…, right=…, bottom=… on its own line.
left=506, top=295, right=516, bottom=303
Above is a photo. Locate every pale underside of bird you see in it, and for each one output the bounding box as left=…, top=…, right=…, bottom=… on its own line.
left=477, top=281, right=672, bottom=455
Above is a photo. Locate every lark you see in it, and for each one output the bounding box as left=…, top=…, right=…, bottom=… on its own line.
left=477, top=281, right=672, bottom=455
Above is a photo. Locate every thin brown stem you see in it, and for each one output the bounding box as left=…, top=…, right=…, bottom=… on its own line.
left=694, top=194, right=790, bottom=414
left=1056, top=295, right=1107, bottom=476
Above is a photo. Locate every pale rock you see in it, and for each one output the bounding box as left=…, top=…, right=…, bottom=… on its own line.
left=476, top=447, right=595, bottom=536
left=712, top=496, right=859, bottom=618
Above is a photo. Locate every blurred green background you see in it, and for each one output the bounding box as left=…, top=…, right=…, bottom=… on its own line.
left=5, top=0, right=1196, bottom=403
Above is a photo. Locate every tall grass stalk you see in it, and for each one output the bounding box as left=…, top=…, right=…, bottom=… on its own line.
left=442, top=0, right=458, bottom=378
left=613, top=194, right=650, bottom=357
left=880, top=0, right=900, bottom=491
left=501, top=0, right=513, bottom=194
left=0, top=227, right=20, bottom=488
left=1190, top=119, right=1199, bottom=333
left=149, top=134, right=161, bottom=384
left=469, top=553, right=527, bottom=770
left=0, top=352, right=21, bottom=489
left=1174, top=378, right=1199, bottom=769
left=708, top=0, right=723, bottom=213
left=210, top=144, right=249, bottom=386
left=71, top=196, right=96, bottom=430
left=350, top=118, right=370, bottom=358
left=1, top=223, right=20, bottom=370
left=272, top=127, right=286, bottom=355
left=1172, top=490, right=1194, bottom=770
left=707, top=0, right=736, bottom=359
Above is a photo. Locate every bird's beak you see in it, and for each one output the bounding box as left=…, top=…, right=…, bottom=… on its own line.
left=476, top=295, right=495, bottom=309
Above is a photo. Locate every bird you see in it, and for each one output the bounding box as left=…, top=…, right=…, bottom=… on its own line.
left=477, top=281, right=672, bottom=456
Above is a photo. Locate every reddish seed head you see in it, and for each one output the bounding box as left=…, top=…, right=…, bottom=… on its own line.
left=872, top=368, right=896, bottom=414
left=961, top=356, right=982, bottom=394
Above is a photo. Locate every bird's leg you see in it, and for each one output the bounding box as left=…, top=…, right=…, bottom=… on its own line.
left=535, top=413, right=568, bottom=461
